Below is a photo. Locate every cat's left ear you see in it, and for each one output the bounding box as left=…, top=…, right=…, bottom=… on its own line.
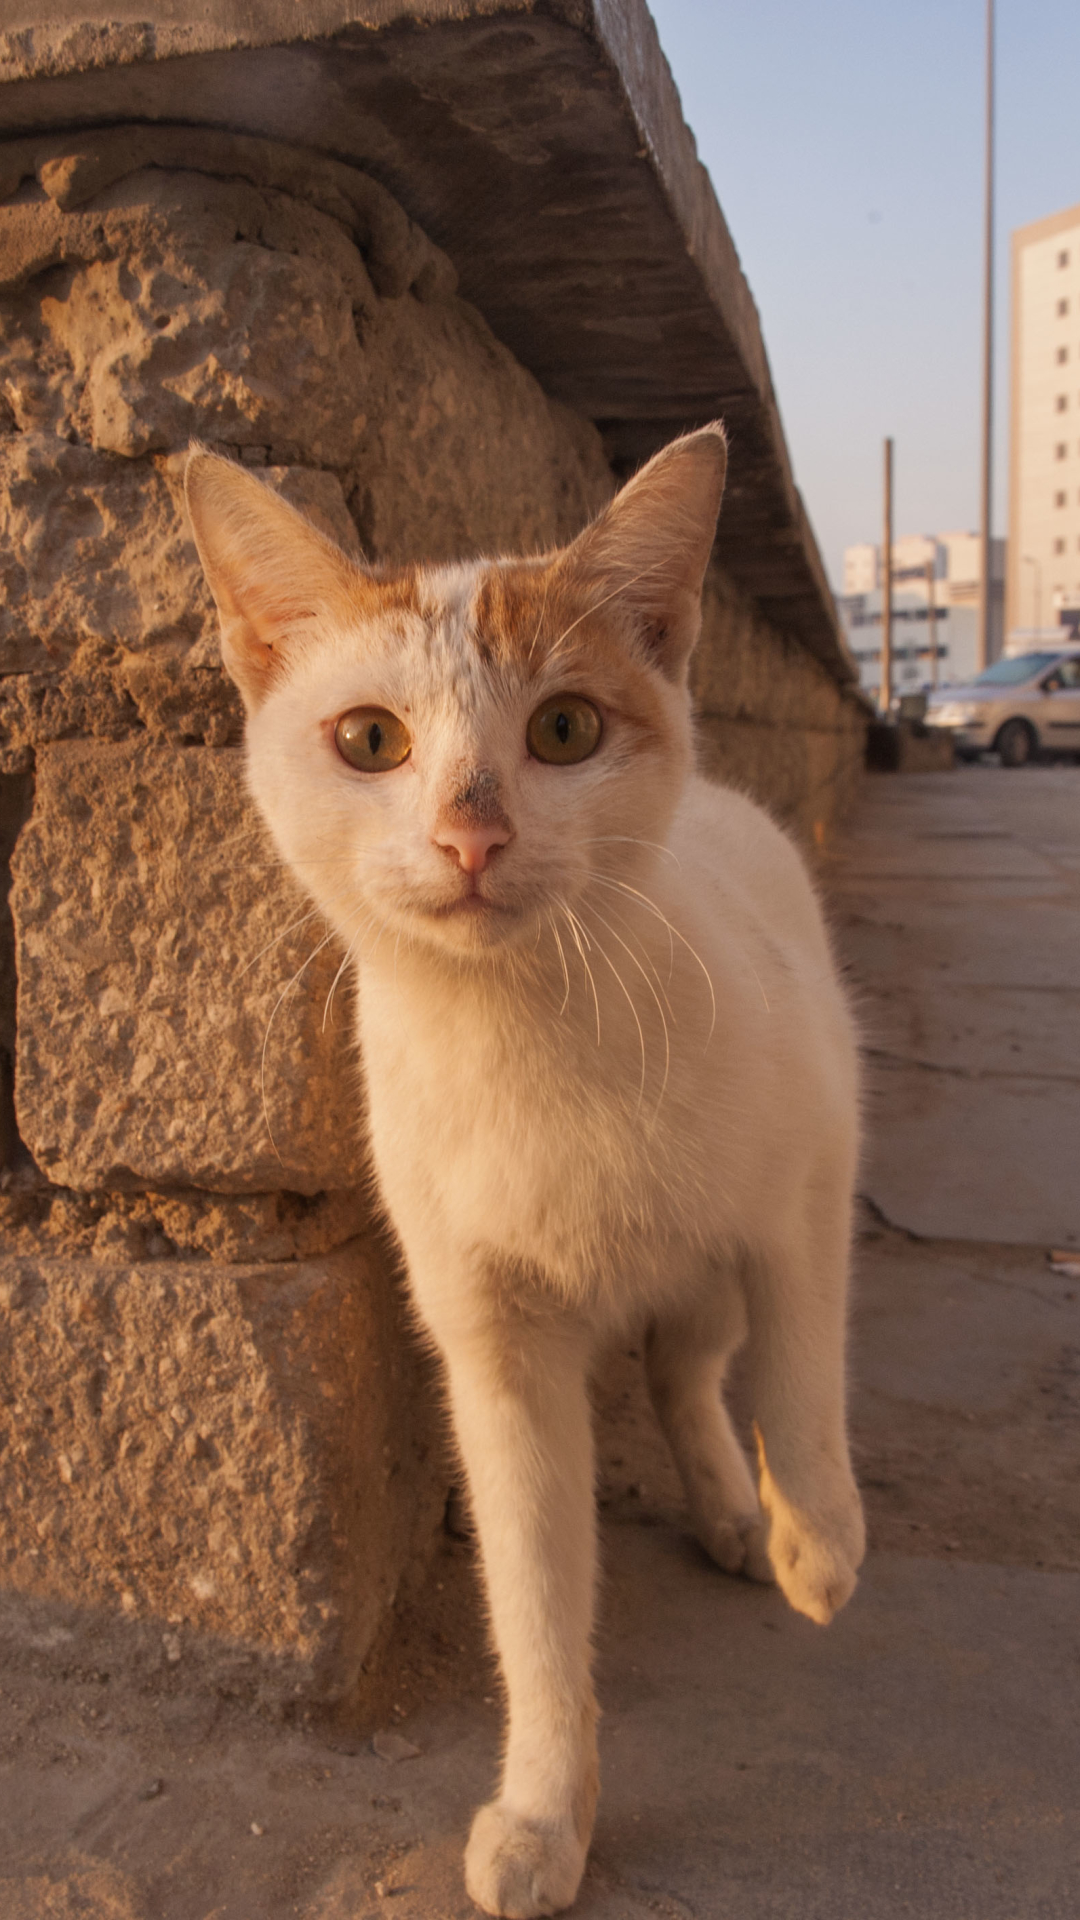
left=565, top=423, right=727, bottom=681
left=185, top=446, right=366, bottom=711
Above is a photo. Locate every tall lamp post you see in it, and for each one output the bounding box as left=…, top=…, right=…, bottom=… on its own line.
left=881, top=436, right=894, bottom=714
left=977, top=0, right=996, bottom=673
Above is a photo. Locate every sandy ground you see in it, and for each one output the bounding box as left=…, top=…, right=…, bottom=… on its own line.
left=2, top=762, right=1078, bottom=1918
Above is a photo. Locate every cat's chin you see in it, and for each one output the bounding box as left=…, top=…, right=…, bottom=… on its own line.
left=409, top=897, right=534, bottom=957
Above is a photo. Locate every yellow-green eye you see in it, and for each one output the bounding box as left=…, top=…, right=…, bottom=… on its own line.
left=526, top=695, right=602, bottom=765
left=334, top=707, right=411, bottom=771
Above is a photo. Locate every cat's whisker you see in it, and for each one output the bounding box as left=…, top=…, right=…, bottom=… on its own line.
left=547, top=912, right=572, bottom=1017
left=526, top=570, right=552, bottom=665
left=586, top=885, right=677, bottom=1020
left=580, top=901, right=671, bottom=1110
left=596, top=875, right=717, bottom=1047
left=542, top=559, right=667, bottom=663
left=559, top=904, right=602, bottom=1045
left=322, top=918, right=368, bottom=1032
left=583, top=835, right=682, bottom=869
left=572, top=905, right=647, bottom=1109
left=591, top=873, right=675, bottom=984
left=239, top=904, right=325, bottom=979
left=260, top=927, right=340, bottom=1162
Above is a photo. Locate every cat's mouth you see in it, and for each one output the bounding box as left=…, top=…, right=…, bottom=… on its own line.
left=425, top=894, right=516, bottom=920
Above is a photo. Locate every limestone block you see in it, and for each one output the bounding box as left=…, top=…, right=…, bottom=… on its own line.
left=0, top=164, right=377, bottom=462
left=0, top=1183, right=370, bottom=1266
left=0, top=125, right=456, bottom=304
left=345, top=305, right=614, bottom=564
left=0, top=144, right=612, bottom=575
left=11, top=738, right=363, bottom=1195
left=0, top=434, right=361, bottom=678
left=0, top=1236, right=446, bottom=1704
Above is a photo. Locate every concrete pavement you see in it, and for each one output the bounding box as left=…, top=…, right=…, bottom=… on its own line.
left=2, top=763, right=1078, bottom=1918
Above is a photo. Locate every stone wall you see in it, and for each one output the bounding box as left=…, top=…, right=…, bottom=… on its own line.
left=0, top=125, right=865, bottom=1705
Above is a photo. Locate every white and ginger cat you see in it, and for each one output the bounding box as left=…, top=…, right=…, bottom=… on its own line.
left=186, top=425, right=864, bottom=1919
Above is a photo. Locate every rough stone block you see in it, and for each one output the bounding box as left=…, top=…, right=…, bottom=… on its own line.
left=0, top=435, right=361, bottom=678
left=0, top=1235, right=445, bottom=1704
left=11, top=738, right=362, bottom=1195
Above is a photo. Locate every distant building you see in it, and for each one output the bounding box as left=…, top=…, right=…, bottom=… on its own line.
left=1007, top=200, right=1080, bottom=647
left=837, top=534, right=1005, bottom=704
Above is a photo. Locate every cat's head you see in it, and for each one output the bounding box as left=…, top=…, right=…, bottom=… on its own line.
left=185, top=427, right=726, bottom=962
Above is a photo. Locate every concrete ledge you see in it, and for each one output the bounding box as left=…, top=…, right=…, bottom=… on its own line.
left=0, top=0, right=853, bottom=683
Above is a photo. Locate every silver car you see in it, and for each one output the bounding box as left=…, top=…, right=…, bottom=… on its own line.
left=925, top=644, right=1080, bottom=766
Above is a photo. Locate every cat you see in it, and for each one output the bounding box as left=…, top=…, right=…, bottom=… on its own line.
left=185, top=425, right=865, bottom=1919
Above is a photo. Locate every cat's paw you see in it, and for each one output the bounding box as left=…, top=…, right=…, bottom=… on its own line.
left=695, top=1508, right=775, bottom=1585
left=465, top=1802, right=587, bottom=1918
left=759, top=1470, right=865, bottom=1626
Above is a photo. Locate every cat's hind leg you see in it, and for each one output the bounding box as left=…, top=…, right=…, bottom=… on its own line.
left=645, top=1287, right=773, bottom=1584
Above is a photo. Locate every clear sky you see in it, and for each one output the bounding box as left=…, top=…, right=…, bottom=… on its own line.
left=647, top=0, right=1080, bottom=589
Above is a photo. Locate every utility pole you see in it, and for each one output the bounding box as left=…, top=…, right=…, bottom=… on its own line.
left=880, top=437, right=894, bottom=714
left=925, top=557, right=939, bottom=688
left=977, top=0, right=995, bottom=672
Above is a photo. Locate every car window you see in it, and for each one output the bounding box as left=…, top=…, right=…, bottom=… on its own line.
left=1055, top=658, right=1080, bottom=688
left=974, top=652, right=1061, bottom=686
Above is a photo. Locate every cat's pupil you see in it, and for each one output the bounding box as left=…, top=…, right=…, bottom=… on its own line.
left=555, top=711, right=570, bottom=745
left=368, top=722, right=383, bottom=756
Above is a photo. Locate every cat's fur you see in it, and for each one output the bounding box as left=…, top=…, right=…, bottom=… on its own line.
left=186, top=427, right=864, bottom=1919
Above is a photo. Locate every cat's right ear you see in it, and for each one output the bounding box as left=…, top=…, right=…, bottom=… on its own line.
left=184, top=446, right=364, bottom=711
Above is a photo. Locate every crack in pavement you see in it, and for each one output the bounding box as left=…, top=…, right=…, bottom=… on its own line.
left=863, top=1047, right=1080, bottom=1087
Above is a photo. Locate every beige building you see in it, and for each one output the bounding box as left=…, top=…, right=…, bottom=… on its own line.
left=1007, top=201, right=1080, bottom=642
left=840, top=532, right=1004, bottom=698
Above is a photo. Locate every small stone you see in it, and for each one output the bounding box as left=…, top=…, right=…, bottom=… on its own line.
left=139, top=1778, right=163, bottom=1800
left=250, top=1821, right=265, bottom=1836
left=161, top=1631, right=182, bottom=1663
left=372, top=1730, right=421, bottom=1763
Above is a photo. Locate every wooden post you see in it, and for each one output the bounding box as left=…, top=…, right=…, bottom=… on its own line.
left=880, top=437, right=893, bottom=715
left=925, top=557, right=939, bottom=688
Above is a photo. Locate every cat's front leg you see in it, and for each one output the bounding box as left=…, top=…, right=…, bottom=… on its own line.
left=418, top=1270, right=599, bottom=1918
left=744, top=1204, right=866, bottom=1627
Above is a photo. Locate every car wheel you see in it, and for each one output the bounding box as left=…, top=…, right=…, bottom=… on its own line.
left=996, top=718, right=1036, bottom=768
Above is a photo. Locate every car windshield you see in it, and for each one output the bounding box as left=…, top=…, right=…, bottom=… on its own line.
left=973, top=652, right=1062, bottom=686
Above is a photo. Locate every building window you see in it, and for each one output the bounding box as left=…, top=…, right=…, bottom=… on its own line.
left=1056, top=443, right=1068, bottom=458
left=1059, top=298, right=1071, bottom=316
left=1058, top=347, right=1070, bottom=364
left=1056, top=491, right=1067, bottom=507
left=1059, top=250, right=1071, bottom=268
left=1057, top=395, right=1069, bottom=411
left=1054, top=539, right=1066, bottom=555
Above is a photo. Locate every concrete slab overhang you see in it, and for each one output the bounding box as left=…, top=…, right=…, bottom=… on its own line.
left=0, top=0, right=854, bottom=682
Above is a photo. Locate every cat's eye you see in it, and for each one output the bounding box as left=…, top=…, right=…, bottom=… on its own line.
left=526, top=695, right=602, bottom=766
left=334, top=707, right=411, bottom=772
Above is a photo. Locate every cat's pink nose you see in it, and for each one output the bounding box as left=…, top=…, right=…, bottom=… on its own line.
left=435, top=824, right=511, bottom=874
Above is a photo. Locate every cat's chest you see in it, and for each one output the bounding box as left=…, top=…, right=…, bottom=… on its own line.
left=357, top=969, right=699, bottom=1280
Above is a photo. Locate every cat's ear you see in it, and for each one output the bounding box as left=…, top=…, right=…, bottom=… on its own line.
left=565, top=423, right=727, bottom=680
left=184, top=446, right=365, bottom=710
